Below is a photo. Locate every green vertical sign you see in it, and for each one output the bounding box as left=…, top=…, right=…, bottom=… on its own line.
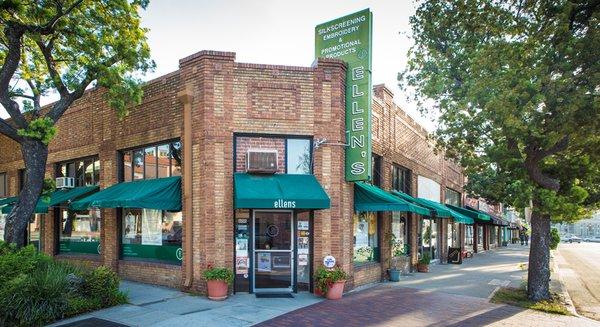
left=315, top=9, right=373, bottom=182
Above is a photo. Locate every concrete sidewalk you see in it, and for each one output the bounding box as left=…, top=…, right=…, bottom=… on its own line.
left=391, top=244, right=530, bottom=299
left=50, top=281, right=322, bottom=327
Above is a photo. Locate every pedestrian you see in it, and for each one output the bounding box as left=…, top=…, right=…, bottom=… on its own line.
left=520, top=232, right=525, bottom=245
left=525, top=234, right=529, bottom=246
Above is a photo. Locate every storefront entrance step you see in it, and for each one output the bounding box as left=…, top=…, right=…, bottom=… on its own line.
left=255, top=293, right=294, bottom=298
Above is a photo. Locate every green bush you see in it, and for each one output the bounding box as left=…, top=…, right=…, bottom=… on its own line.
left=0, top=241, right=127, bottom=326
left=419, top=252, right=431, bottom=265
left=550, top=228, right=561, bottom=250
left=203, top=266, right=234, bottom=285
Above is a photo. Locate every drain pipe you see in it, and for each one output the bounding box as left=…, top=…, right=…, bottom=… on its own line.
left=179, top=88, right=194, bottom=288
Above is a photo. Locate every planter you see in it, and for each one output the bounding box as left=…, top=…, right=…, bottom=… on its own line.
left=314, top=287, right=325, bottom=297
left=389, top=269, right=401, bottom=282
left=325, top=280, right=346, bottom=300
left=206, top=280, right=228, bottom=301
left=417, top=263, right=429, bottom=273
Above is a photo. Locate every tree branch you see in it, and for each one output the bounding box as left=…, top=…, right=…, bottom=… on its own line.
left=0, top=118, right=22, bottom=142
left=35, top=38, right=69, bottom=97
left=28, top=0, right=85, bottom=35
left=0, top=24, right=28, bottom=129
left=523, top=135, right=569, bottom=191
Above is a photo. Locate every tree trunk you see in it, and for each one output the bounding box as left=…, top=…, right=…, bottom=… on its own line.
left=527, top=198, right=552, bottom=301
left=3, top=139, right=48, bottom=247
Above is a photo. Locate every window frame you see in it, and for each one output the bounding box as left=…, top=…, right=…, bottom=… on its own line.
left=233, top=133, right=314, bottom=175
left=391, top=164, right=412, bottom=194
left=445, top=188, right=461, bottom=206
left=54, top=156, right=100, bottom=187
left=118, top=139, right=182, bottom=182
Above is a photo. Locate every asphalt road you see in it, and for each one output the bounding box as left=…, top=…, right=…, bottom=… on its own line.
left=557, top=242, right=600, bottom=321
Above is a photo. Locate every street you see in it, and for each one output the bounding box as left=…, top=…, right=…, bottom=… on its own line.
left=556, top=242, right=600, bottom=321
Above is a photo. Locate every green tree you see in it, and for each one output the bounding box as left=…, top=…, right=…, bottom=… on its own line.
left=402, top=0, right=599, bottom=301
left=0, top=0, right=153, bottom=247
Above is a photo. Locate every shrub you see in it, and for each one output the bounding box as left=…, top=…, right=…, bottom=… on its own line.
left=315, top=266, right=348, bottom=293
left=0, top=242, right=51, bottom=289
left=419, top=252, right=431, bottom=265
left=203, top=266, right=234, bottom=285
left=0, top=261, right=74, bottom=326
left=82, top=266, right=125, bottom=306
left=550, top=228, right=561, bottom=250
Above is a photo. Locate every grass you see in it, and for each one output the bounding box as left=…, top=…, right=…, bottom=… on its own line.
left=491, top=287, right=570, bottom=316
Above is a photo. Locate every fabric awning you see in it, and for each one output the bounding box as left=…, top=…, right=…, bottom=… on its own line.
left=71, top=176, right=182, bottom=211
left=0, top=196, right=18, bottom=207
left=390, top=191, right=450, bottom=218
left=443, top=205, right=475, bottom=224
left=2, top=186, right=99, bottom=214
left=464, top=205, right=508, bottom=226
left=234, top=173, right=330, bottom=209
left=354, top=182, right=430, bottom=214
left=446, top=204, right=492, bottom=223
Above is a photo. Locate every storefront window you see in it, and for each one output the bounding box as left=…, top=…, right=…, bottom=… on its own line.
left=0, top=173, right=6, bottom=197
left=448, top=222, right=460, bottom=248
left=391, top=165, right=411, bottom=194
left=59, top=209, right=101, bottom=255
left=465, top=225, right=474, bottom=246
left=56, top=157, right=100, bottom=187
left=421, top=218, right=438, bottom=259
left=371, top=154, right=382, bottom=186
left=27, top=214, right=42, bottom=251
left=353, top=212, right=379, bottom=264
left=296, top=211, right=311, bottom=291
left=121, top=208, right=183, bottom=264
left=490, top=226, right=497, bottom=244
left=122, top=141, right=182, bottom=181
left=478, top=226, right=484, bottom=245
left=445, top=188, right=461, bottom=206
left=391, top=212, right=407, bottom=256
left=286, top=139, right=311, bottom=174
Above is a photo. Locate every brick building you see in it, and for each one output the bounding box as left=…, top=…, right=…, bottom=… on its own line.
left=0, top=50, right=503, bottom=294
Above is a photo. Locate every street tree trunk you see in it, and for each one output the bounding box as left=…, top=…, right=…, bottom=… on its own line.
left=3, top=139, right=48, bottom=247
left=527, top=197, right=552, bottom=301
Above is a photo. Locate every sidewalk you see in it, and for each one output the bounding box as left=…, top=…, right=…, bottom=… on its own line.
left=50, top=281, right=322, bottom=327
left=392, top=244, right=530, bottom=299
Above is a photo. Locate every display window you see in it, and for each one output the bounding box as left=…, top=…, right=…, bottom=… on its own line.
left=353, top=212, right=379, bottom=264
left=391, top=212, right=407, bottom=256
left=122, top=141, right=182, bottom=182
left=59, top=209, right=101, bottom=255
left=466, top=225, right=474, bottom=246
left=121, top=208, right=183, bottom=264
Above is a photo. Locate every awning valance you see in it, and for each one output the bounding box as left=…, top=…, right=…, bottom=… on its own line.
left=354, top=182, right=430, bottom=214
left=0, top=196, right=18, bottom=207
left=234, top=173, right=330, bottom=209
left=2, top=186, right=99, bottom=214
left=446, top=204, right=491, bottom=223
left=464, top=205, right=508, bottom=226
left=71, top=177, right=181, bottom=211
left=443, top=205, right=475, bottom=224
left=390, top=191, right=450, bottom=218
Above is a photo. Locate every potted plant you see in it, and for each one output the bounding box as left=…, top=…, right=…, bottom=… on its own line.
left=315, top=265, right=348, bottom=300
left=417, top=252, right=431, bottom=273
left=203, top=265, right=234, bottom=301
left=388, top=235, right=409, bottom=282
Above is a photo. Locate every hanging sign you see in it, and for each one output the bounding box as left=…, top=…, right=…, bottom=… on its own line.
left=315, top=9, right=373, bottom=182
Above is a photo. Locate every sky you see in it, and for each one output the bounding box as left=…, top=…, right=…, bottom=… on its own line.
left=1, top=0, right=437, bottom=130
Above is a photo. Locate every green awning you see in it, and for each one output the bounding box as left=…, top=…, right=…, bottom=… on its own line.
left=443, top=205, right=475, bottom=224
left=71, top=177, right=182, bottom=211
left=465, top=205, right=508, bottom=226
left=0, top=196, right=18, bottom=207
left=354, top=182, right=430, bottom=214
left=234, top=173, right=330, bottom=209
left=2, top=186, right=98, bottom=214
left=390, top=191, right=451, bottom=218
left=446, top=204, right=491, bottom=223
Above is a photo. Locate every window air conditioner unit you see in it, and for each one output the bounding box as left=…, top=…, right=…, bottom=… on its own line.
left=56, top=177, right=75, bottom=189
left=246, top=149, right=278, bottom=173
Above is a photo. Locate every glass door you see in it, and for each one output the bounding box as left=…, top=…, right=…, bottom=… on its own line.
left=253, top=211, right=293, bottom=292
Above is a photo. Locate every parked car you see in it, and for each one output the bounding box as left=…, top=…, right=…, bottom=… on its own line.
left=584, top=236, right=600, bottom=243
left=568, top=236, right=582, bottom=243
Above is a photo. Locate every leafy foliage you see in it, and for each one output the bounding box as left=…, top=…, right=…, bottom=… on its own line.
left=203, top=266, right=234, bottom=285
left=401, top=0, right=600, bottom=219
left=418, top=252, right=431, bottom=265
left=550, top=228, right=561, bottom=250
left=16, top=117, right=56, bottom=145
left=0, top=241, right=127, bottom=326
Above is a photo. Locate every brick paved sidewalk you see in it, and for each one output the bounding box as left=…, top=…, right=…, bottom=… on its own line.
left=256, top=285, right=600, bottom=327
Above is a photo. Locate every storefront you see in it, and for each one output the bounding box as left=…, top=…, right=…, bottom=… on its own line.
left=233, top=173, right=330, bottom=293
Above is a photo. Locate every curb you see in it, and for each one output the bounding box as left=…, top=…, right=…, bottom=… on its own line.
left=551, top=249, right=579, bottom=317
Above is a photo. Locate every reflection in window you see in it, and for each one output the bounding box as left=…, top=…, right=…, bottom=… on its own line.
left=123, top=151, right=132, bottom=182
left=466, top=225, right=474, bottom=246
left=170, top=142, right=182, bottom=176
left=157, top=144, right=170, bottom=178
left=392, top=212, right=407, bottom=256
left=445, top=188, right=461, bottom=206
left=392, top=164, right=411, bottom=194
left=60, top=209, right=101, bottom=254
left=133, top=150, right=144, bottom=180
left=353, top=212, right=379, bottom=263
left=448, top=222, right=459, bottom=248
left=56, top=157, right=100, bottom=186
left=122, top=141, right=181, bottom=181
left=421, top=218, right=437, bottom=259
left=286, top=139, right=311, bottom=174
left=145, top=147, right=157, bottom=179
left=28, top=214, right=42, bottom=251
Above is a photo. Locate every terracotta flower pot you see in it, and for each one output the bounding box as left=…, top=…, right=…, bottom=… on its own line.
left=207, top=280, right=228, bottom=301
left=314, top=287, right=325, bottom=297
left=326, top=280, right=346, bottom=300
left=417, top=263, right=429, bottom=273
